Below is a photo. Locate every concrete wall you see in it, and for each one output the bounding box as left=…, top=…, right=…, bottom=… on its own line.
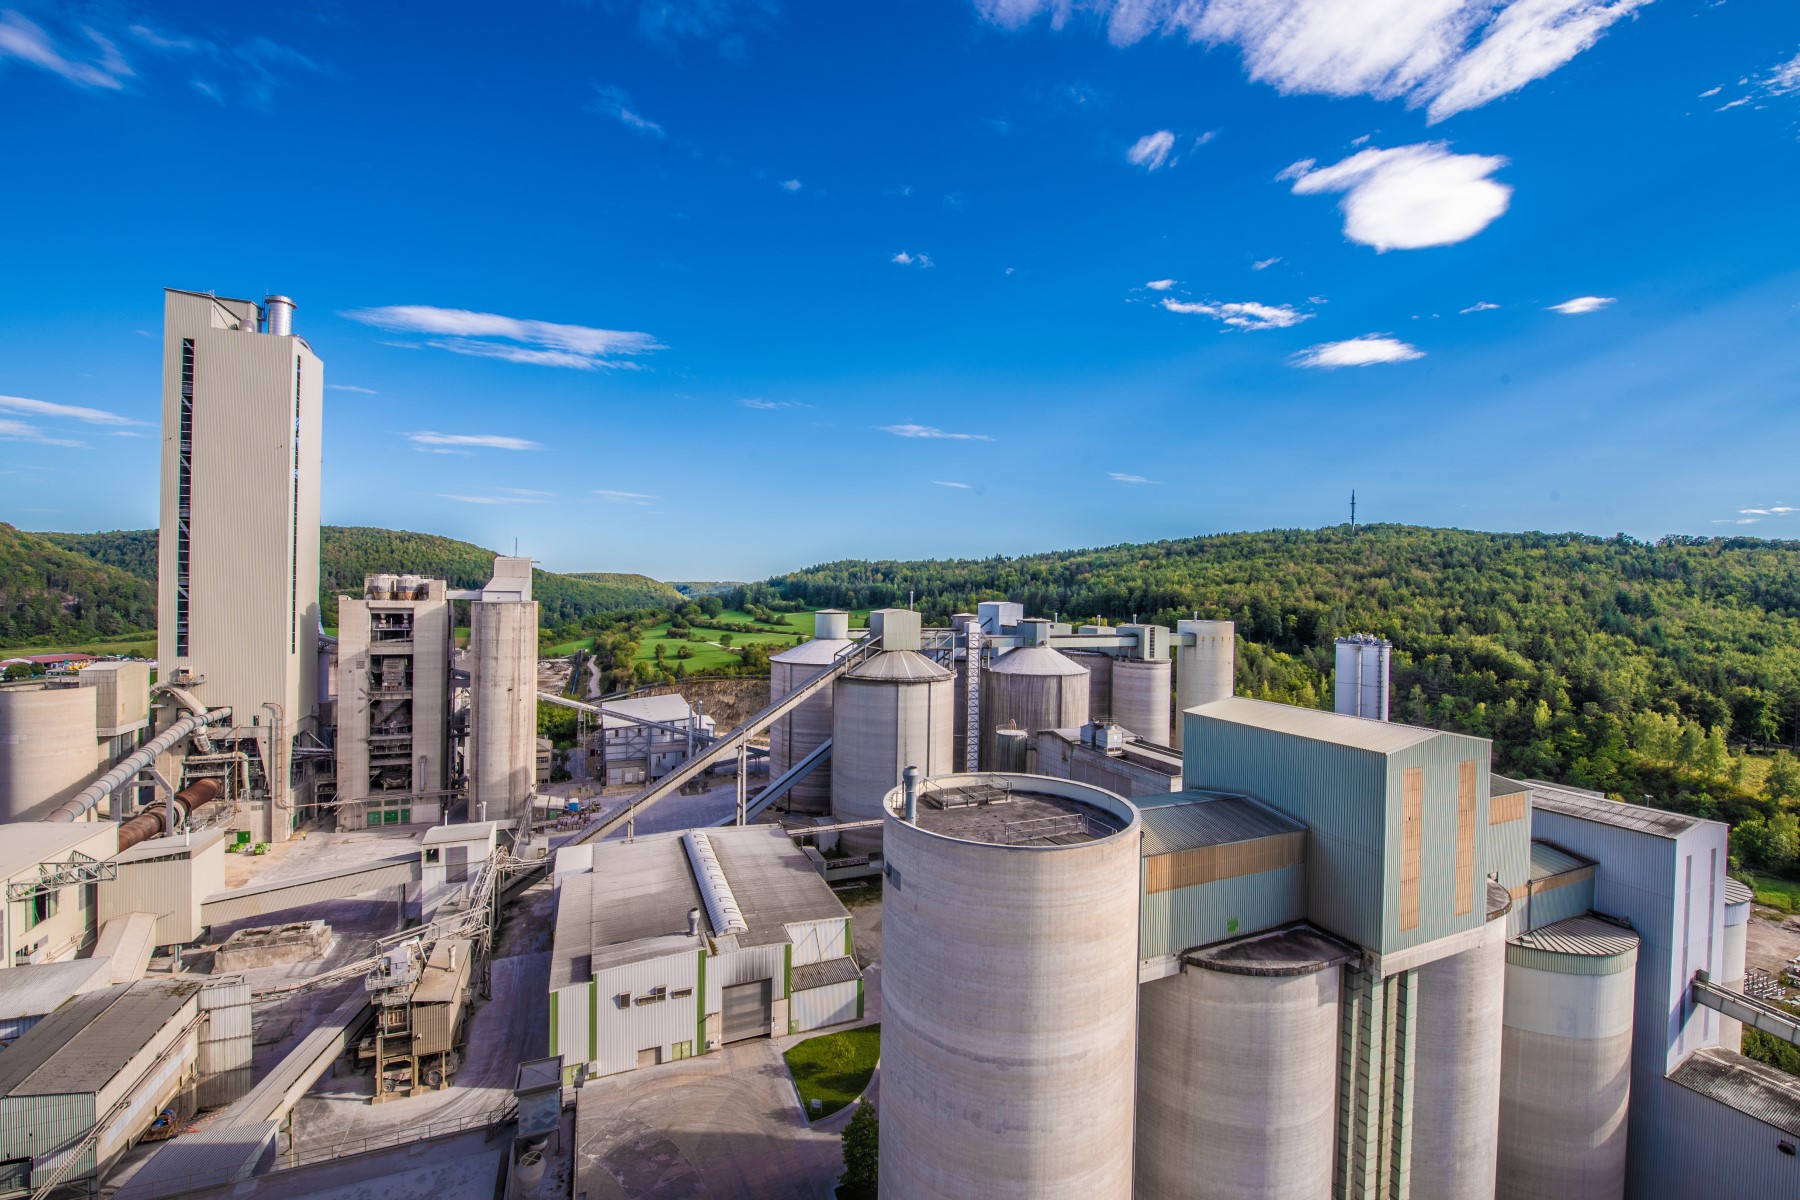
left=468, top=599, right=538, bottom=825
left=2, top=824, right=119, bottom=967
left=1411, top=918, right=1507, bottom=1200
left=0, top=685, right=101, bottom=822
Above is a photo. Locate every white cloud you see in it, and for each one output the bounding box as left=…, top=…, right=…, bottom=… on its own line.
left=343, top=305, right=662, bottom=370
left=1160, top=298, right=1313, bottom=330
left=971, top=0, right=1646, bottom=123
left=595, top=489, right=656, bottom=505
left=592, top=84, right=666, bottom=136
left=739, top=398, right=811, bottom=410
left=1291, top=335, right=1425, bottom=368
left=0, top=11, right=132, bottom=89
left=327, top=383, right=378, bottom=394
left=1127, top=129, right=1177, bottom=170
left=1767, top=50, right=1800, bottom=96
left=1549, top=295, right=1615, bottom=314
left=1714, top=517, right=1761, bottom=526
left=880, top=424, right=994, bottom=441
left=1145, top=279, right=1177, bottom=291
left=1460, top=300, right=1501, bottom=313
left=407, top=432, right=542, bottom=451
left=1252, top=257, right=1282, bottom=270
left=932, top=480, right=974, bottom=489
left=1698, top=85, right=1722, bottom=98
left=438, top=493, right=545, bottom=506
left=1716, top=96, right=1749, bottom=111
left=1108, top=472, right=1159, bottom=484
left=891, top=251, right=935, bottom=267
left=1283, top=142, right=1511, bottom=250
left=779, top=178, right=803, bottom=191
left=0, top=394, right=138, bottom=425
left=0, top=418, right=85, bottom=447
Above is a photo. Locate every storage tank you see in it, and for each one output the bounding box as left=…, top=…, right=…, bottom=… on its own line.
left=1136, top=924, right=1354, bottom=1200
left=1413, top=918, right=1506, bottom=1200
left=1497, top=914, right=1639, bottom=1200
left=468, top=598, right=539, bottom=824
left=1174, top=619, right=1234, bottom=749
left=980, top=630, right=1088, bottom=769
left=0, top=684, right=101, bottom=821
left=398, top=573, right=424, bottom=598
left=767, top=610, right=853, bottom=814
left=830, top=617, right=952, bottom=854
left=1719, top=877, right=1752, bottom=1050
left=1334, top=634, right=1391, bottom=721
left=1111, top=658, right=1171, bottom=745
left=1064, top=651, right=1113, bottom=722
left=880, top=773, right=1141, bottom=1200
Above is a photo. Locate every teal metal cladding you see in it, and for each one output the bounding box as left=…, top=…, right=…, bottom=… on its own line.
left=1139, top=863, right=1306, bottom=959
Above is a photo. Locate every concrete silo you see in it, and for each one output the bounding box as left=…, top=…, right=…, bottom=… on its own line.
left=1497, top=914, right=1639, bottom=1200
left=1413, top=918, right=1507, bottom=1200
left=829, top=610, right=952, bottom=854
left=1718, top=877, right=1752, bottom=1050
left=1136, top=924, right=1354, bottom=1200
left=1173, top=619, right=1233, bottom=749
left=1063, top=650, right=1113, bottom=723
left=468, top=558, right=539, bottom=825
left=980, top=623, right=1088, bottom=768
left=0, top=684, right=101, bottom=821
left=1333, top=634, right=1391, bottom=721
left=879, top=772, right=1141, bottom=1200
left=767, top=610, right=852, bottom=813
left=1111, top=657, right=1171, bottom=745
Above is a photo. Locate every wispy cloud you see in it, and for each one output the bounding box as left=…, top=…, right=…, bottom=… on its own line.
left=739, top=398, right=812, bottom=410
left=0, top=418, right=85, bottom=448
left=1549, top=295, right=1615, bottom=315
left=1460, top=301, right=1501, bottom=314
left=591, top=84, right=665, bottom=136
left=1291, top=335, right=1425, bottom=369
left=1108, top=472, right=1158, bottom=484
left=1715, top=97, right=1750, bottom=112
left=1767, top=50, right=1800, bottom=97
left=407, top=432, right=542, bottom=452
left=343, top=305, right=662, bottom=370
left=1282, top=143, right=1511, bottom=251
left=0, top=394, right=139, bottom=426
left=438, top=493, right=545, bottom=506
left=880, top=424, right=994, bottom=442
left=0, top=11, right=131, bottom=89
left=932, top=480, right=973, bottom=489
left=1251, top=257, right=1282, bottom=271
left=1739, top=505, right=1797, bottom=516
left=1698, top=85, right=1723, bottom=98
left=779, top=178, right=803, bottom=192
left=1160, top=298, right=1312, bottom=330
left=1145, top=279, right=1177, bottom=291
left=972, top=0, right=1646, bottom=123
left=595, top=489, right=656, bottom=505
left=1126, top=129, right=1176, bottom=171
left=327, top=383, right=378, bottom=395
left=891, top=251, right=935, bottom=267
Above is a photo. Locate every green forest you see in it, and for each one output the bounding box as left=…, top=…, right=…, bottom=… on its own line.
left=33, top=526, right=681, bottom=628
left=772, top=525, right=1800, bottom=887
left=0, top=524, right=157, bottom=644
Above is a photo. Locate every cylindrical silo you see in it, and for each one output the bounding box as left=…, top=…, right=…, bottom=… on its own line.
left=1111, top=658, right=1172, bottom=746
left=830, top=649, right=952, bottom=854
left=469, top=598, right=538, bottom=825
left=980, top=647, right=1088, bottom=768
left=1719, top=878, right=1752, bottom=1050
left=1064, top=650, right=1113, bottom=721
left=768, top=610, right=852, bottom=814
left=0, top=684, right=101, bottom=821
left=1413, top=917, right=1507, bottom=1200
left=1334, top=634, right=1391, bottom=721
left=1136, top=925, right=1353, bottom=1200
left=1497, top=915, right=1639, bottom=1200
left=1174, top=619, right=1234, bottom=750
left=879, top=773, right=1141, bottom=1200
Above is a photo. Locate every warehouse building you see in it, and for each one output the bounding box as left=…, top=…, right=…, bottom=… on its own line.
left=548, top=824, right=859, bottom=1081
left=3, top=823, right=121, bottom=970
left=0, top=958, right=115, bottom=1047
left=594, top=693, right=716, bottom=787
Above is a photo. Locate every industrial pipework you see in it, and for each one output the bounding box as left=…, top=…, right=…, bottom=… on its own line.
left=117, top=777, right=223, bottom=849
left=45, top=705, right=231, bottom=823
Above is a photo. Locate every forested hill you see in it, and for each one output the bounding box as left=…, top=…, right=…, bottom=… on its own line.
left=32, top=526, right=682, bottom=629
left=0, top=524, right=157, bottom=644
left=773, top=525, right=1800, bottom=863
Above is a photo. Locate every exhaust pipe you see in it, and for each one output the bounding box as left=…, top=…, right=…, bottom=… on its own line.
left=118, top=777, right=223, bottom=850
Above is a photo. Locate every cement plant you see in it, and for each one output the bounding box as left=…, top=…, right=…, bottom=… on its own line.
left=1, top=289, right=1797, bottom=1200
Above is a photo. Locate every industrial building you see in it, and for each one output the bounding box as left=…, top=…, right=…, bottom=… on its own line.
left=768, top=609, right=854, bottom=812
left=594, top=693, right=716, bottom=787
left=3, top=822, right=121, bottom=969
left=0, top=665, right=151, bottom=823
left=466, top=556, right=540, bottom=825
left=335, top=574, right=454, bottom=828
left=548, top=824, right=860, bottom=1081
left=1033, top=719, right=1182, bottom=798
left=157, top=289, right=324, bottom=843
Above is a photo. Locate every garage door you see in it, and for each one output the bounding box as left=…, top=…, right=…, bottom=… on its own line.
left=721, top=979, right=772, bottom=1043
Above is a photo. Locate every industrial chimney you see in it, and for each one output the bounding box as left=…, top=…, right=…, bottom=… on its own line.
left=263, top=294, right=296, bottom=337
left=1334, top=634, right=1391, bottom=721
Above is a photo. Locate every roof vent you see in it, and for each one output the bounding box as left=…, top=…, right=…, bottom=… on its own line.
left=263, top=295, right=296, bottom=337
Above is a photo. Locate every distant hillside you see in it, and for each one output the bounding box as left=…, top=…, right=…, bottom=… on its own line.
left=0, top=524, right=157, bottom=646
left=33, top=526, right=682, bottom=628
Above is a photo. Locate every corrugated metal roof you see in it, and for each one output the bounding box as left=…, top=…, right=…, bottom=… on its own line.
left=1525, top=780, right=1698, bottom=838
left=413, top=937, right=472, bottom=1005
left=1181, top=922, right=1357, bottom=977
left=845, top=650, right=951, bottom=682
left=709, top=825, right=850, bottom=948
left=0, top=823, right=117, bottom=882
left=599, top=693, right=703, bottom=727
left=791, top=956, right=861, bottom=991
left=1189, top=696, right=1439, bottom=754
left=0, top=978, right=199, bottom=1097
left=987, top=646, right=1087, bottom=677
left=1530, top=839, right=1595, bottom=879
left=1724, top=878, right=1754, bottom=907
left=1490, top=773, right=1530, bottom=798
left=113, top=1118, right=279, bottom=1200
left=771, top=638, right=854, bottom=666
left=1136, top=788, right=1305, bottom=856
left=1668, top=1047, right=1800, bottom=1138
left=111, top=827, right=226, bottom=864
left=580, top=834, right=707, bottom=973
left=199, top=853, right=421, bottom=926
left=1487, top=879, right=1513, bottom=919
left=1511, top=914, right=1640, bottom=959
left=422, top=821, right=499, bottom=846
left=0, top=958, right=115, bottom=1021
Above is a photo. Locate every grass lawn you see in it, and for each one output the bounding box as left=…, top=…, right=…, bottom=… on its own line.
left=784, top=1023, right=880, bottom=1120
left=0, top=632, right=158, bottom=659
left=1739, top=869, right=1800, bottom=913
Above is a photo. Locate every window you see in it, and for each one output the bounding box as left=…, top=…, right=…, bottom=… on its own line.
left=175, top=339, right=195, bottom=658
left=25, top=890, right=57, bottom=931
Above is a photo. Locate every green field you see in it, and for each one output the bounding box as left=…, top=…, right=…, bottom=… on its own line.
left=548, top=608, right=871, bottom=668
left=1739, top=869, right=1800, bottom=913
left=784, top=1023, right=880, bottom=1120
left=0, top=632, right=157, bottom=660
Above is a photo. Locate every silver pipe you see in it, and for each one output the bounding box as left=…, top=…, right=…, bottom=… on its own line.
left=902, top=764, right=920, bottom=823
left=46, top=706, right=231, bottom=822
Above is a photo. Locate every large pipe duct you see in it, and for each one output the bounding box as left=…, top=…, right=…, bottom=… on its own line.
left=117, top=777, right=223, bottom=850
left=46, top=706, right=231, bottom=823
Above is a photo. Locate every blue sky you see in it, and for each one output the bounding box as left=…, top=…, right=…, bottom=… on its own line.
left=1, top=1, right=1797, bottom=580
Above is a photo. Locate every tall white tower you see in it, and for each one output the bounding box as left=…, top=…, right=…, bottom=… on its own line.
left=1334, top=634, right=1391, bottom=722
left=158, top=289, right=322, bottom=840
